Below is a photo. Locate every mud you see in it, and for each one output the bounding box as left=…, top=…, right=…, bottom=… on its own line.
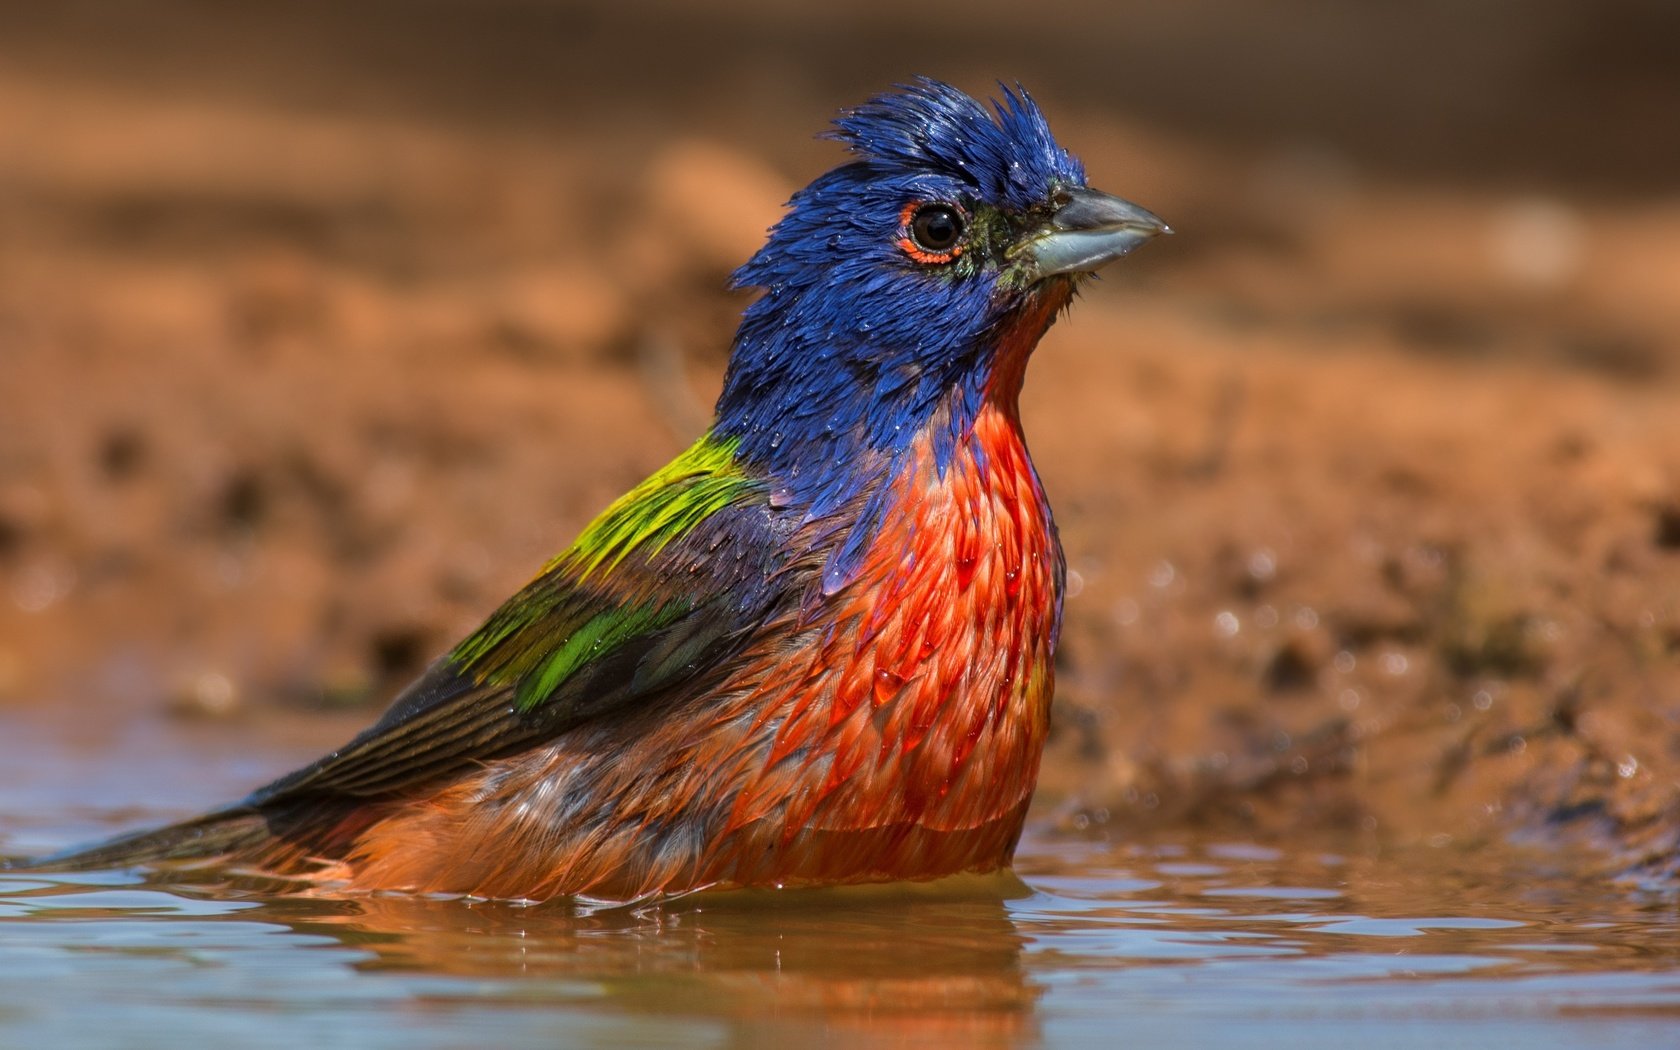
left=1, top=2, right=1676, bottom=878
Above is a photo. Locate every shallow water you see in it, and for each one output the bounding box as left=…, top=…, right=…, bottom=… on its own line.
left=3, top=835, right=1678, bottom=1047
left=2, top=718, right=1678, bottom=1048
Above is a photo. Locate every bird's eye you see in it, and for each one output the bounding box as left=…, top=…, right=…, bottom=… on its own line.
left=911, top=205, right=964, bottom=253
left=898, top=202, right=967, bottom=263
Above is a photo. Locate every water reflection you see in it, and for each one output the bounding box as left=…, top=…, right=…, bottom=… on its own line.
left=1, top=832, right=1678, bottom=1047
left=286, top=876, right=1039, bottom=1046
left=0, top=868, right=1043, bottom=1048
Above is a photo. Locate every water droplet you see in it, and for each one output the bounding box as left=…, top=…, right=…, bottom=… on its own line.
left=873, top=668, right=905, bottom=707
left=10, top=559, right=75, bottom=614
left=1214, top=611, right=1240, bottom=638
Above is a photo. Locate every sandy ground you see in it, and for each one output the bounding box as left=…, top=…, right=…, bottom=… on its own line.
left=1, top=2, right=1677, bottom=878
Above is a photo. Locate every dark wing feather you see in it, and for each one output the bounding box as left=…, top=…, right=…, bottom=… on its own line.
left=21, top=438, right=811, bottom=873
left=245, top=489, right=798, bottom=808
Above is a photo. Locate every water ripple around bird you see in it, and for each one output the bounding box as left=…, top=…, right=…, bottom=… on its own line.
left=1, top=812, right=1677, bottom=1048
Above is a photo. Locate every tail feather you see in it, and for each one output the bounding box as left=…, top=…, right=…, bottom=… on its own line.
left=10, top=807, right=277, bottom=873
left=8, top=796, right=391, bottom=880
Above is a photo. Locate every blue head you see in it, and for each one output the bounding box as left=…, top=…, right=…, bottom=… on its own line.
left=712, top=79, right=1167, bottom=581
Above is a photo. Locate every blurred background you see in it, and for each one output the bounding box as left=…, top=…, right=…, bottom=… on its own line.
left=1, top=1, right=1677, bottom=869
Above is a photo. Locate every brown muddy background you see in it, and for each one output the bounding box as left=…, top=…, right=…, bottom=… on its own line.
left=1, top=1, right=1677, bottom=876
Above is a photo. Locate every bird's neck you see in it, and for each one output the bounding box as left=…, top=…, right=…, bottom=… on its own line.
left=712, top=285, right=1068, bottom=515
left=712, top=285, right=1069, bottom=592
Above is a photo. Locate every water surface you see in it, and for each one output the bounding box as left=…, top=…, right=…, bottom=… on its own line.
left=2, top=717, right=1677, bottom=1048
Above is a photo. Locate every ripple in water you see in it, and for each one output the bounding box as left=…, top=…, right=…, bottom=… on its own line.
left=1, top=826, right=1677, bottom=1049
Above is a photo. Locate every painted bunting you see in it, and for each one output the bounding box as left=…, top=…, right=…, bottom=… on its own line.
left=30, top=79, right=1167, bottom=902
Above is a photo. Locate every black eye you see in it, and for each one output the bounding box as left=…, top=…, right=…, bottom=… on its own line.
left=910, top=204, right=964, bottom=254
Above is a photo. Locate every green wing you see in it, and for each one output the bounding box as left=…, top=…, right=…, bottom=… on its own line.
left=248, top=434, right=789, bottom=805
left=454, top=435, right=763, bottom=711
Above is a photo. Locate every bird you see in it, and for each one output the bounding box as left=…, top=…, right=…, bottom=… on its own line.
left=22, top=79, right=1168, bottom=903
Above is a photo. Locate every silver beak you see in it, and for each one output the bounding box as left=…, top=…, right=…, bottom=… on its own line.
left=1020, top=187, right=1171, bottom=279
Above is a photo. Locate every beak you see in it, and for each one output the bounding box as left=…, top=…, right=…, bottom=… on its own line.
left=1018, top=187, right=1171, bottom=279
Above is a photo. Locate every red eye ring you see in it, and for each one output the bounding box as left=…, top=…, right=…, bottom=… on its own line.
left=897, top=201, right=966, bottom=264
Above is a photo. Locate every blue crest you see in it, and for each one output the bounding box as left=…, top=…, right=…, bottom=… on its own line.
left=828, top=78, right=1085, bottom=212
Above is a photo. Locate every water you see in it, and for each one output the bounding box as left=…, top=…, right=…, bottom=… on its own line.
left=2, top=835, right=1677, bottom=1048
left=2, top=719, right=1678, bottom=1048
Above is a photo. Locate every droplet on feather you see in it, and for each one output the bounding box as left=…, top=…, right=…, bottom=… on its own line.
left=873, top=668, right=906, bottom=707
